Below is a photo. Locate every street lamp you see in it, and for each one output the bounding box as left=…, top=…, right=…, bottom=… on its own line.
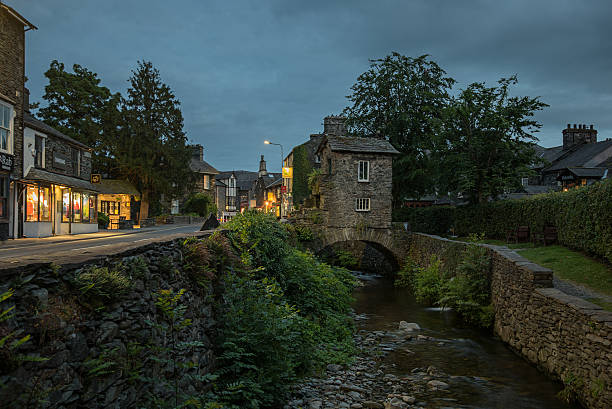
left=264, top=139, right=284, bottom=218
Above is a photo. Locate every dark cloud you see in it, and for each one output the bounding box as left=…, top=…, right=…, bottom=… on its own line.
left=15, top=0, right=612, bottom=172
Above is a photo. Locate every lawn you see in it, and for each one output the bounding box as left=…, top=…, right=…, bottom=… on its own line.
left=517, top=245, right=612, bottom=309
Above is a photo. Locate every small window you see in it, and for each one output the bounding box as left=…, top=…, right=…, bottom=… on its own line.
left=358, top=161, right=370, bottom=182
left=328, top=158, right=332, bottom=175
left=315, top=154, right=321, bottom=164
left=72, top=149, right=81, bottom=176
left=0, top=103, right=13, bottom=153
left=355, top=198, right=370, bottom=212
left=35, top=135, right=44, bottom=168
left=203, top=174, right=210, bottom=189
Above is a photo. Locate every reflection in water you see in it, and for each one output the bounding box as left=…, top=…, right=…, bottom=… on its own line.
left=352, top=276, right=579, bottom=409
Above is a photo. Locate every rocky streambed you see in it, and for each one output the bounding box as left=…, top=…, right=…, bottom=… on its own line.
left=286, top=275, right=578, bottom=409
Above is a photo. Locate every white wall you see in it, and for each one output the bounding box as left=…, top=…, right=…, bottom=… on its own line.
left=23, top=222, right=52, bottom=238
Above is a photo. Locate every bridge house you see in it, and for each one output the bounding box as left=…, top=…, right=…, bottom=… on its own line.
left=316, top=135, right=399, bottom=230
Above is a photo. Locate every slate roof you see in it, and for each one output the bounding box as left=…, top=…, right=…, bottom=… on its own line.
left=216, top=170, right=259, bottom=191
left=96, top=179, right=140, bottom=195
left=532, top=144, right=564, bottom=167
left=189, top=158, right=219, bottom=175
left=563, top=167, right=607, bottom=178
left=545, top=139, right=612, bottom=172
left=265, top=177, right=282, bottom=189
left=24, top=112, right=90, bottom=150
left=24, top=168, right=99, bottom=192
left=318, top=135, right=400, bottom=155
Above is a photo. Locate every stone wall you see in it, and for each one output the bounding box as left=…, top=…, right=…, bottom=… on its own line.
left=44, top=135, right=92, bottom=181
left=406, top=233, right=612, bottom=409
left=0, top=237, right=215, bottom=408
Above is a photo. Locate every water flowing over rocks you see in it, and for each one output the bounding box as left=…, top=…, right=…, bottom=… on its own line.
left=286, top=315, right=479, bottom=409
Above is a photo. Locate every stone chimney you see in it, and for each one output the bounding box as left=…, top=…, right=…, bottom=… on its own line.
left=323, top=115, right=347, bottom=136
left=191, top=144, right=203, bottom=161
left=562, top=123, right=597, bottom=150
left=259, top=155, right=268, bottom=177
left=23, top=87, right=30, bottom=113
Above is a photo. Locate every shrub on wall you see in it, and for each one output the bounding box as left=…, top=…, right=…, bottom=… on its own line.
left=393, top=179, right=612, bottom=263
left=292, top=144, right=313, bottom=207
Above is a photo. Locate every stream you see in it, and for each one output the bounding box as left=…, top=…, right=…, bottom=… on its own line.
left=287, top=274, right=580, bottom=409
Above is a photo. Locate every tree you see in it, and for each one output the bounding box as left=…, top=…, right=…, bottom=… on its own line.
left=343, top=53, right=455, bottom=204
left=116, top=61, right=193, bottom=224
left=439, top=76, right=548, bottom=204
left=38, top=61, right=121, bottom=175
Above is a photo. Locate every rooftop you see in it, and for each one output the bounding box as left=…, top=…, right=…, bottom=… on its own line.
left=24, top=112, right=90, bottom=150
left=319, top=135, right=400, bottom=155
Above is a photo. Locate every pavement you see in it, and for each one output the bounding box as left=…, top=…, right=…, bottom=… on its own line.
left=0, top=224, right=212, bottom=270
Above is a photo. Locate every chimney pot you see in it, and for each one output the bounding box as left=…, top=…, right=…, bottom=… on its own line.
left=567, top=123, right=571, bottom=129
left=573, top=124, right=577, bottom=129
left=590, top=124, right=593, bottom=130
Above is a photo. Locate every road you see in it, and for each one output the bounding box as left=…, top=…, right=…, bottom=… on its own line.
left=0, top=224, right=210, bottom=270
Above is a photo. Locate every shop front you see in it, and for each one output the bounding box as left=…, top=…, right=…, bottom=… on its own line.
left=0, top=151, right=13, bottom=240
left=19, top=169, right=99, bottom=238
left=96, top=179, right=140, bottom=229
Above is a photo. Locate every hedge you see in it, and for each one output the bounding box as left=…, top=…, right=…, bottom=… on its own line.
left=292, top=144, right=313, bottom=207
left=393, top=178, right=612, bottom=263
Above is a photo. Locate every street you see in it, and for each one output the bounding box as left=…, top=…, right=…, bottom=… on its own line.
left=0, top=224, right=208, bottom=269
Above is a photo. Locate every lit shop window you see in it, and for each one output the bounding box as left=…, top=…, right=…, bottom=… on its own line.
left=62, top=189, right=71, bottom=222
left=83, top=193, right=90, bottom=223
left=26, top=186, right=39, bottom=222
left=26, top=186, right=51, bottom=222
left=73, top=191, right=82, bottom=222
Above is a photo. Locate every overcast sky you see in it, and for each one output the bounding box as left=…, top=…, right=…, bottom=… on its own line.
left=14, top=0, right=612, bottom=173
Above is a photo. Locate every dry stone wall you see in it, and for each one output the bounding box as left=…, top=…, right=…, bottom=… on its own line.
left=0, top=237, right=215, bottom=409
left=407, top=233, right=612, bottom=409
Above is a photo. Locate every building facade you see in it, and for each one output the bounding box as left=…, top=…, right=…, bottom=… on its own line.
left=0, top=3, right=36, bottom=240
left=316, top=135, right=398, bottom=230
left=19, top=111, right=99, bottom=237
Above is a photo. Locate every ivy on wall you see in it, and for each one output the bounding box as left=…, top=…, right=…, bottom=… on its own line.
left=292, top=144, right=313, bottom=206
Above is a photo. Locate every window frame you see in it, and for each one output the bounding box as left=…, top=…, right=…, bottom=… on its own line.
left=355, top=197, right=371, bottom=212
left=35, top=134, right=46, bottom=168
left=0, top=101, right=14, bottom=154
left=0, top=175, right=8, bottom=219
left=358, top=160, right=370, bottom=182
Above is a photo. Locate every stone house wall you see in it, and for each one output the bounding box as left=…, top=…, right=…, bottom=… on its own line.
left=407, top=233, right=612, bottom=409
left=319, top=145, right=393, bottom=230
left=0, top=237, right=215, bottom=408
left=0, top=7, right=26, bottom=179
left=44, top=135, right=92, bottom=181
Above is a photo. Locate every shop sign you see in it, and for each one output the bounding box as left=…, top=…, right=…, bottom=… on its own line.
left=0, top=152, right=14, bottom=171
left=281, top=185, right=287, bottom=193
left=53, top=151, right=68, bottom=170
left=561, top=175, right=574, bottom=181
left=90, top=174, right=101, bottom=184
left=282, top=167, right=293, bottom=178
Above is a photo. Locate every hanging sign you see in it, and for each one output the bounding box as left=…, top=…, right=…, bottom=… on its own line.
left=0, top=152, right=14, bottom=171
left=282, top=167, right=293, bottom=178
left=90, top=174, right=101, bottom=183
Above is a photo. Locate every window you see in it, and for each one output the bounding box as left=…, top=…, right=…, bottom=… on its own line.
left=315, top=154, right=321, bottom=164
left=355, top=198, right=370, bottom=212
left=0, top=103, right=13, bottom=153
left=35, top=135, right=44, bottom=168
left=358, top=161, right=370, bottom=182
left=83, top=193, right=90, bottom=223
left=203, top=174, right=210, bottom=189
left=72, top=149, right=80, bottom=176
left=328, top=158, right=332, bottom=175
left=90, top=195, right=96, bottom=222
left=0, top=176, right=7, bottom=218
left=101, top=200, right=119, bottom=215
left=62, top=189, right=71, bottom=222
left=26, top=186, right=39, bottom=222
left=39, top=187, right=50, bottom=221
left=73, top=192, right=82, bottom=222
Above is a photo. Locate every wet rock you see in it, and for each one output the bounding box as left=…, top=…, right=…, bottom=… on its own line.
left=398, top=321, right=420, bottom=331
left=327, top=363, right=343, bottom=372
left=427, top=380, right=449, bottom=390
left=363, top=402, right=384, bottom=409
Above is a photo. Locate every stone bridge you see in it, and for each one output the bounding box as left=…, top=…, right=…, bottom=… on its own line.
left=296, top=220, right=412, bottom=272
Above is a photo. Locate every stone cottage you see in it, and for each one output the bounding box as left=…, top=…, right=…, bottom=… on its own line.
left=315, top=135, right=399, bottom=230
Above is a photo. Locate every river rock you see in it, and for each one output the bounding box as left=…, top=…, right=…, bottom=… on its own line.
left=363, top=401, right=384, bottom=409
left=427, top=380, right=449, bottom=390
left=398, top=321, right=420, bottom=331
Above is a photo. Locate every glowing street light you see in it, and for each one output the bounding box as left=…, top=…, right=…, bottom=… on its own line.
left=264, top=139, right=284, bottom=218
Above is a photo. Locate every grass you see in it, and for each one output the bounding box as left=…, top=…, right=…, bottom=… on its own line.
left=517, top=245, right=612, bottom=309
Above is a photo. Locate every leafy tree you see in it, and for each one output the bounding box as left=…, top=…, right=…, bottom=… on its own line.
left=38, top=61, right=121, bottom=175
left=116, top=61, right=194, bottom=223
left=439, top=76, right=547, bottom=204
left=343, top=53, right=455, bottom=204
left=183, top=192, right=213, bottom=216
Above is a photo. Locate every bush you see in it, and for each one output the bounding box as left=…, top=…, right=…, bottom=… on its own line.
left=183, top=193, right=213, bottom=217
left=393, top=179, right=612, bottom=263
left=394, top=259, right=419, bottom=288
left=413, top=256, right=443, bottom=305
left=335, top=250, right=359, bottom=270
left=98, top=212, right=110, bottom=229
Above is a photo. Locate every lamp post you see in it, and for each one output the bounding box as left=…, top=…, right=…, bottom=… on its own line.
left=264, top=140, right=284, bottom=218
